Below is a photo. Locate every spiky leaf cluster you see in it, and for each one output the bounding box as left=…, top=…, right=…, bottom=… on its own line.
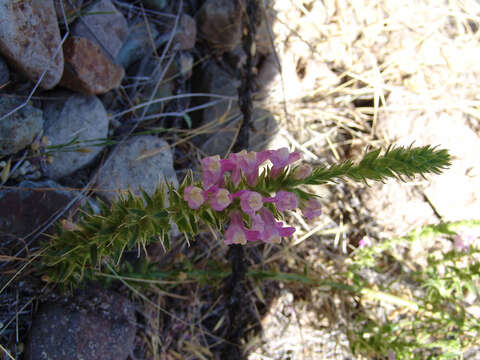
left=41, top=186, right=170, bottom=290
left=288, top=145, right=451, bottom=187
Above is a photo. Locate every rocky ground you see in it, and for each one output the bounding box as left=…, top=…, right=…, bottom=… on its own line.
left=0, top=0, right=480, bottom=359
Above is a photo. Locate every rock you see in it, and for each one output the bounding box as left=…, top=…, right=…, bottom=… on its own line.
left=0, top=180, right=74, bottom=245
left=175, top=14, right=197, bottom=50
left=191, top=61, right=279, bottom=156
left=197, top=61, right=241, bottom=127
left=71, top=0, right=128, bottom=59
left=0, top=0, right=64, bottom=89
left=0, top=97, right=43, bottom=156
left=0, top=56, right=9, bottom=86
left=191, top=61, right=240, bottom=156
left=60, top=37, right=125, bottom=95
left=130, top=56, right=175, bottom=117
left=142, top=0, right=167, bottom=11
left=96, top=135, right=178, bottom=202
left=196, top=0, right=243, bottom=53
left=42, top=92, right=109, bottom=179
left=26, top=287, right=135, bottom=360
left=116, top=20, right=160, bottom=68
left=54, top=0, right=83, bottom=25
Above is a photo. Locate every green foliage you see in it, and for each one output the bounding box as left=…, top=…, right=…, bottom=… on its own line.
left=347, top=221, right=480, bottom=359
left=292, top=145, right=451, bottom=186
left=41, top=185, right=171, bottom=290
left=39, top=145, right=452, bottom=291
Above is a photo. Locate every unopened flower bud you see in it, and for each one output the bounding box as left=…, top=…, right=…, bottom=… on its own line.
left=293, top=164, right=312, bottom=180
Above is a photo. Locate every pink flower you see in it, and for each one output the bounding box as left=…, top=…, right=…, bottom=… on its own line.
left=302, top=198, right=322, bottom=221
left=233, top=190, right=264, bottom=214
left=225, top=212, right=260, bottom=245
left=201, top=155, right=223, bottom=189
left=271, top=191, right=298, bottom=212
left=208, top=187, right=232, bottom=211
left=268, top=148, right=301, bottom=178
left=454, top=233, right=474, bottom=251
left=258, top=208, right=296, bottom=243
left=184, top=186, right=205, bottom=209
left=226, top=150, right=270, bottom=186
left=358, top=236, right=372, bottom=248
left=293, top=163, right=312, bottom=180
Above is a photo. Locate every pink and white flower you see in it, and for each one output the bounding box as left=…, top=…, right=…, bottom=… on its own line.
left=270, top=191, right=298, bottom=212
left=184, top=186, right=205, bottom=209
left=208, top=187, right=232, bottom=211
left=269, top=148, right=301, bottom=178
left=226, top=150, right=270, bottom=186
left=258, top=208, right=295, bottom=243
left=302, top=198, right=322, bottom=221
left=234, top=190, right=264, bottom=214
left=358, top=235, right=372, bottom=248
left=201, top=155, right=224, bottom=189
left=225, top=212, right=260, bottom=245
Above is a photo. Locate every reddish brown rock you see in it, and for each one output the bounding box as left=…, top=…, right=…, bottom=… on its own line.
left=60, top=37, right=124, bottom=95
left=0, top=0, right=64, bottom=89
left=196, top=0, right=243, bottom=53
left=26, top=287, right=136, bottom=360
left=71, top=0, right=128, bottom=58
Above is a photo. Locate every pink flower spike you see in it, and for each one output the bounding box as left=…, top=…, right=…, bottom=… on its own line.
left=201, top=155, right=223, bottom=189
left=293, top=163, right=312, bottom=180
left=209, top=187, right=232, bottom=211
left=184, top=186, right=205, bottom=209
left=269, top=148, right=301, bottom=178
left=273, top=191, right=298, bottom=212
left=224, top=212, right=260, bottom=245
left=302, top=198, right=322, bottom=221
left=238, top=190, right=264, bottom=214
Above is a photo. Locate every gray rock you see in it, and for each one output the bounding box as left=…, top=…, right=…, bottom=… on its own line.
left=54, top=0, right=83, bottom=25
left=71, top=0, right=128, bottom=59
left=43, top=92, right=109, bottom=179
left=175, top=14, right=197, bottom=50
left=0, top=97, right=43, bottom=156
left=26, top=287, right=136, bottom=360
left=192, top=61, right=279, bottom=157
left=132, top=56, right=175, bottom=116
left=0, top=180, right=74, bottom=245
left=0, top=0, right=64, bottom=89
left=196, top=0, right=243, bottom=53
left=142, top=0, right=167, bottom=11
left=0, top=56, right=9, bottom=86
left=96, top=135, right=178, bottom=202
left=116, top=20, right=160, bottom=69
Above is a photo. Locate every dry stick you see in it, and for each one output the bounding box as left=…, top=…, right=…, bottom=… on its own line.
left=222, top=0, right=259, bottom=358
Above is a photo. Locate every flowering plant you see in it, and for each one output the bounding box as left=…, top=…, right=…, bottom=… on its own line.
left=41, top=145, right=451, bottom=288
